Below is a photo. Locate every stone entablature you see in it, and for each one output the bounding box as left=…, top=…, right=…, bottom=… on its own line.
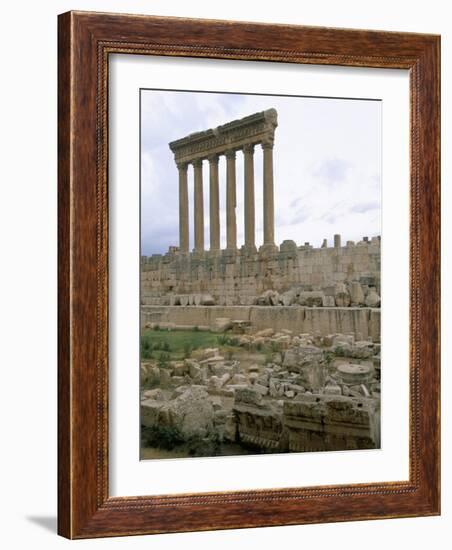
left=169, top=109, right=278, bottom=163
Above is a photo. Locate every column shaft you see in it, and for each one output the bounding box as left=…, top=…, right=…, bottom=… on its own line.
left=209, top=155, right=220, bottom=251
left=243, top=144, right=256, bottom=250
left=225, top=150, right=237, bottom=250
left=193, top=159, right=204, bottom=252
left=263, top=142, right=275, bottom=246
left=177, top=162, right=189, bottom=253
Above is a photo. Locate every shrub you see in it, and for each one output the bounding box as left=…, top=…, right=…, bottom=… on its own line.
left=157, top=352, right=171, bottom=369
left=270, top=341, right=282, bottom=353
left=193, top=325, right=199, bottom=332
left=142, top=425, right=184, bottom=450
left=217, top=334, right=228, bottom=346
left=324, top=351, right=334, bottom=366
left=153, top=324, right=160, bottom=331
left=141, top=337, right=153, bottom=359
left=183, top=342, right=192, bottom=358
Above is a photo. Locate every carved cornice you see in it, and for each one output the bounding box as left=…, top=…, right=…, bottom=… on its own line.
left=169, top=108, right=278, bottom=164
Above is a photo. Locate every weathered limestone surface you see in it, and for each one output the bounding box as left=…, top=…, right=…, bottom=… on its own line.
left=141, top=305, right=381, bottom=342
left=141, top=333, right=381, bottom=453
left=141, top=238, right=381, bottom=306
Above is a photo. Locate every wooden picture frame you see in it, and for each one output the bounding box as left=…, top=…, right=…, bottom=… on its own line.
left=58, top=10, right=440, bottom=539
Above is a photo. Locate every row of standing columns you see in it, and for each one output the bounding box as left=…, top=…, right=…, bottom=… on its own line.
left=177, top=142, right=275, bottom=254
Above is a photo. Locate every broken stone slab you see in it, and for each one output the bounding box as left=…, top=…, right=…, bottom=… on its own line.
left=141, top=388, right=165, bottom=401
left=283, top=345, right=324, bottom=369
left=172, top=362, right=188, bottom=377
left=256, top=373, right=270, bottom=387
left=256, top=289, right=279, bottom=306
left=365, top=289, right=381, bottom=307
left=253, top=383, right=269, bottom=396
left=322, top=295, right=336, bottom=307
left=269, top=379, right=284, bottom=398
left=254, top=328, right=274, bottom=338
left=234, top=387, right=264, bottom=406
left=143, top=365, right=160, bottom=386
left=179, top=295, right=189, bottom=306
left=188, top=362, right=201, bottom=380
left=141, top=386, right=215, bottom=441
left=349, top=342, right=374, bottom=359
left=201, top=347, right=220, bottom=359
left=209, top=363, right=229, bottom=377
left=287, top=384, right=306, bottom=394
left=231, top=319, right=251, bottom=334
left=211, top=317, right=232, bottom=333
left=279, top=289, right=297, bottom=306
left=349, top=281, right=365, bottom=305
left=193, top=293, right=215, bottom=306
left=334, top=283, right=351, bottom=307
left=324, top=384, right=342, bottom=396
left=159, top=368, right=171, bottom=387
left=199, top=355, right=225, bottom=366
left=208, top=374, right=230, bottom=390
left=332, top=334, right=355, bottom=346
left=248, top=372, right=259, bottom=385
left=230, top=373, right=248, bottom=385
left=297, top=290, right=325, bottom=307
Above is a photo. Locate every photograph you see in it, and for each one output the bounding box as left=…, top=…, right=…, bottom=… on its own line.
left=139, top=89, right=382, bottom=459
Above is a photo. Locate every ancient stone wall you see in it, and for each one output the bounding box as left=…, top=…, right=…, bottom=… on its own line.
left=141, top=237, right=380, bottom=307
left=141, top=305, right=381, bottom=342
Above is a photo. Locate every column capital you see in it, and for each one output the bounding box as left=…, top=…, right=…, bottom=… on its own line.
left=225, top=149, right=236, bottom=160
left=243, top=143, right=255, bottom=154
left=192, top=158, right=203, bottom=168
left=261, top=138, right=274, bottom=150
left=207, top=153, right=219, bottom=164
left=176, top=161, right=188, bottom=171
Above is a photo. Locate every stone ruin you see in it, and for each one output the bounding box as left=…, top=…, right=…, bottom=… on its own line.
left=141, top=108, right=381, bottom=313
left=140, top=109, right=381, bottom=456
left=141, top=329, right=380, bottom=455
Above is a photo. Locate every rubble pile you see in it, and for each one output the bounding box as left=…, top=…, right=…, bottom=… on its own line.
left=141, top=328, right=381, bottom=454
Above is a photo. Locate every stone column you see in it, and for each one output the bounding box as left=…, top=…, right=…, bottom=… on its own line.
left=177, top=162, right=189, bottom=253
left=193, top=159, right=204, bottom=252
left=243, top=144, right=256, bottom=251
left=225, top=150, right=237, bottom=250
left=262, top=140, right=276, bottom=249
left=208, top=155, right=220, bottom=251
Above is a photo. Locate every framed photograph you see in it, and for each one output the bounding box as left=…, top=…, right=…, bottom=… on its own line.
left=58, top=11, right=440, bottom=538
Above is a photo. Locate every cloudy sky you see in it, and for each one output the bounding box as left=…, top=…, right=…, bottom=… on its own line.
left=140, top=89, right=381, bottom=256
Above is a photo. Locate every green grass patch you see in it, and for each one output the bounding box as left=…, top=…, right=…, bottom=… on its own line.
left=140, top=329, right=220, bottom=361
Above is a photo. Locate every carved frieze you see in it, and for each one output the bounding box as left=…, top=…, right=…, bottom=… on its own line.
left=169, top=108, right=278, bottom=164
